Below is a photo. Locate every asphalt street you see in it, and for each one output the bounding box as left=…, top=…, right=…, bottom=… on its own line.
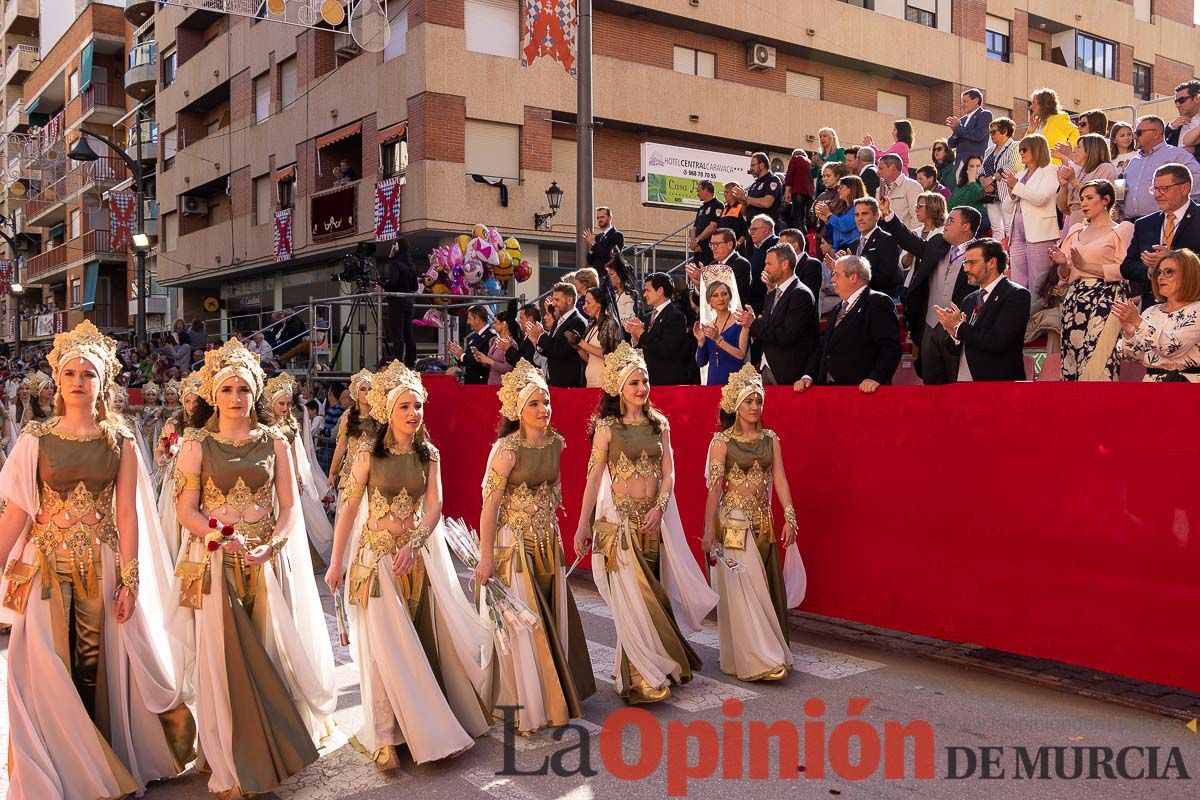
left=2, top=573, right=1196, bottom=800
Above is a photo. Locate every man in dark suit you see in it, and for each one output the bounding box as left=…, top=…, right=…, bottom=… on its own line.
left=527, top=283, right=586, bottom=388
left=878, top=199, right=980, bottom=384
left=935, top=238, right=1031, bottom=382
left=625, top=272, right=693, bottom=385
left=946, top=88, right=993, bottom=179
left=778, top=227, right=823, bottom=302
left=447, top=305, right=496, bottom=385
left=505, top=303, right=541, bottom=366
left=743, top=214, right=778, bottom=314
left=733, top=243, right=819, bottom=385
left=584, top=206, right=625, bottom=273
left=854, top=147, right=882, bottom=197
left=1121, top=162, right=1200, bottom=307
left=796, top=254, right=901, bottom=393
left=849, top=198, right=902, bottom=297
left=382, top=238, right=420, bottom=366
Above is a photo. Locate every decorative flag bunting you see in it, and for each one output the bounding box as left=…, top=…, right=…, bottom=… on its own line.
left=109, top=190, right=137, bottom=250
left=374, top=177, right=403, bottom=241
left=273, top=208, right=293, bottom=261
left=521, top=0, right=578, bottom=77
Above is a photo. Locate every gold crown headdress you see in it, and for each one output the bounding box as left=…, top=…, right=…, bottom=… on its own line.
left=197, top=338, right=265, bottom=404
left=141, top=380, right=161, bottom=397
left=48, top=320, right=120, bottom=394
left=21, top=371, right=52, bottom=392
left=264, top=372, right=296, bottom=403
left=367, top=360, right=427, bottom=424
left=162, top=379, right=181, bottom=398
left=498, top=360, right=548, bottom=421
left=720, top=364, right=764, bottom=414
left=601, top=341, right=648, bottom=397
left=349, top=368, right=373, bottom=400
left=180, top=374, right=203, bottom=400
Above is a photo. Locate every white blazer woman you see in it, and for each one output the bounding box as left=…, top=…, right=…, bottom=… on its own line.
left=1003, top=134, right=1061, bottom=290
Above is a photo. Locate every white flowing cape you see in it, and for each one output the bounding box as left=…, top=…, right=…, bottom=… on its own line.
left=339, top=497, right=493, bottom=759
left=177, top=438, right=336, bottom=792
left=291, top=430, right=334, bottom=563
left=0, top=430, right=192, bottom=798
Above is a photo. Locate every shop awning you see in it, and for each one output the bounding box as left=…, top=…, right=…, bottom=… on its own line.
left=80, top=42, right=95, bottom=93
left=80, top=262, right=99, bottom=311
left=315, top=121, right=362, bottom=150
left=378, top=121, right=407, bottom=144
left=275, top=164, right=296, bottom=182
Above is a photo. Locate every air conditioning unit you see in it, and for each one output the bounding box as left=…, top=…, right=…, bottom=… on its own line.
left=746, top=42, right=776, bottom=71
left=180, top=195, right=207, bottom=216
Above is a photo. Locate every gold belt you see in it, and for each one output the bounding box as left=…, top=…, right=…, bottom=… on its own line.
left=593, top=495, right=660, bottom=573
left=176, top=520, right=277, bottom=609
left=29, top=518, right=118, bottom=600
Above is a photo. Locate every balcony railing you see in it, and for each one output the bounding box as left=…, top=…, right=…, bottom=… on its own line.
left=79, top=155, right=125, bottom=185
left=81, top=82, right=124, bottom=114
left=83, top=229, right=122, bottom=259
left=128, top=41, right=157, bottom=69
left=4, top=43, right=39, bottom=83
left=80, top=302, right=115, bottom=328
left=30, top=110, right=64, bottom=157
left=24, top=242, right=66, bottom=279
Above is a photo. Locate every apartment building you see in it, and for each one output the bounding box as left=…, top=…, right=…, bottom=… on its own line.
left=148, top=0, right=1196, bottom=322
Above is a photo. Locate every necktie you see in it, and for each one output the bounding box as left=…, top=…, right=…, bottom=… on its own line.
left=1164, top=212, right=1177, bottom=247
left=835, top=301, right=851, bottom=326
left=970, top=291, right=986, bottom=323
left=949, top=245, right=960, bottom=263
left=856, top=238, right=866, bottom=256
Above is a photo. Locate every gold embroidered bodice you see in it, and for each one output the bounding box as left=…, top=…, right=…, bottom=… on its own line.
left=595, top=418, right=665, bottom=482
left=26, top=419, right=126, bottom=595
left=188, top=426, right=279, bottom=542
left=338, top=412, right=380, bottom=485
left=712, top=428, right=777, bottom=524
left=489, top=431, right=564, bottom=554
left=355, top=442, right=439, bottom=555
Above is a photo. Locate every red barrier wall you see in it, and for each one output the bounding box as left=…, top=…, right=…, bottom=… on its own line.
left=422, top=376, right=1200, bottom=693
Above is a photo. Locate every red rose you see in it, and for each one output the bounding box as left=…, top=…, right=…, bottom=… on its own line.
left=207, top=518, right=218, bottom=529
left=206, top=539, right=221, bottom=552
left=221, top=524, right=235, bottom=538
left=169, top=433, right=179, bottom=445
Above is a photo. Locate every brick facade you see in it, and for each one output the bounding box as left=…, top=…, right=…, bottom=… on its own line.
left=1119, top=45, right=1134, bottom=86
left=1153, top=54, right=1194, bottom=99
left=230, top=166, right=251, bottom=220
left=407, top=92, right=466, bottom=163
left=296, top=29, right=336, bottom=89
left=1011, top=10, right=1029, bottom=58
left=951, top=0, right=987, bottom=45
left=175, top=27, right=206, bottom=69
left=409, top=0, right=464, bottom=29
left=522, top=106, right=552, bottom=173
left=1156, top=0, right=1194, bottom=26
left=230, top=68, right=252, bottom=124
left=23, top=4, right=127, bottom=99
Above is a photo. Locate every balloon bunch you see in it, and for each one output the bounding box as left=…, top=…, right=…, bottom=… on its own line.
left=420, top=223, right=532, bottom=306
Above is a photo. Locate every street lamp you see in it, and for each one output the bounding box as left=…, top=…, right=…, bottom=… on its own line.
left=69, top=122, right=149, bottom=347
left=533, top=180, right=565, bottom=230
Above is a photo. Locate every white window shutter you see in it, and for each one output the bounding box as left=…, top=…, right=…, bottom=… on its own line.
left=465, top=0, right=519, bottom=58
left=786, top=71, right=821, bottom=100
left=465, top=120, right=520, bottom=180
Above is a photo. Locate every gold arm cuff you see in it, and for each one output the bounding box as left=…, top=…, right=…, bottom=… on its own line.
left=587, top=447, right=608, bottom=475
left=176, top=470, right=201, bottom=491
left=119, top=558, right=140, bottom=596
left=269, top=537, right=288, bottom=556
left=482, top=468, right=507, bottom=501
left=784, top=505, right=797, bottom=529
left=346, top=477, right=366, bottom=498
left=411, top=524, right=433, bottom=550
left=706, top=461, right=725, bottom=489
left=655, top=492, right=669, bottom=512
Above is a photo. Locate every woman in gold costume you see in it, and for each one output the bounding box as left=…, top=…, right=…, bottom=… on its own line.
left=573, top=343, right=717, bottom=703
left=157, top=374, right=202, bottom=555
left=0, top=320, right=193, bottom=799
left=173, top=339, right=335, bottom=799
left=267, top=372, right=334, bottom=567
left=327, top=360, right=491, bottom=767
left=133, top=380, right=161, bottom=463
left=476, top=360, right=596, bottom=734
left=702, top=364, right=797, bottom=682
left=326, top=368, right=379, bottom=498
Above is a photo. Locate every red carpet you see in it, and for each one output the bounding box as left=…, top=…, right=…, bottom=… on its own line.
left=423, top=376, right=1200, bottom=694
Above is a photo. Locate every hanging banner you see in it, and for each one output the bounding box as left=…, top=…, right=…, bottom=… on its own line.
left=521, top=0, right=578, bottom=77
left=109, top=190, right=137, bottom=250
left=639, top=142, right=749, bottom=209
left=0, top=260, right=10, bottom=295
left=310, top=184, right=356, bottom=241
left=373, top=177, right=403, bottom=241
left=274, top=208, right=293, bottom=261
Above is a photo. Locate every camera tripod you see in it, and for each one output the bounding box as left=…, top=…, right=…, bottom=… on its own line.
left=329, top=288, right=391, bottom=368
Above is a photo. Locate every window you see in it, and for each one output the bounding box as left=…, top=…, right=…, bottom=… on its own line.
left=254, top=174, right=271, bottom=225
left=551, top=137, right=576, bottom=174
left=68, top=208, right=81, bottom=239
left=464, top=119, right=520, bottom=180
left=163, top=212, right=177, bottom=252
left=206, top=119, right=220, bottom=135
left=785, top=71, right=822, bottom=100
left=381, top=137, right=408, bottom=179
left=904, top=0, right=936, bottom=28
left=162, top=49, right=177, bottom=88
left=162, top=127, right=177, bottom=168
left=465, top=0, right=519, bottom=59
left=1135, top=0, right=1152, bottom=23
left=278, top=176, right=295, bottom=210
left=254, top=72, right=270, bottom=123
left=70, top=278, right=81, bottom=307
left=384, top=7, right=408, bottom=61
left=985, top=16, right=1010, bottom=63
left=1133, top=62, right=1152, bottom=102
left=1075, top=32, right=1116, bottom=80
left=673, top=46, right=716, bottom=78
left=68, top=70, right=79, bottom=99
left=840, top=0, right=874, bottom=7
left=279, top=58, right=297, bottom=110
left=1029, top=41, right=1044, bottom=62
left=876, top=90, right=908, bottom=117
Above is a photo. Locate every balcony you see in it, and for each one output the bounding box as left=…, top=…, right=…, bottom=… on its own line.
left=27, top=109, right=63, bottom=163
left=78, top=82, right=125, bottom=126
left=23, top=229, right=123, bottom=283
left=3, top=43, right=38, bottom=85
left=124, top=121, right=158, bottom=164
left=81, top=228, right=124, bottom=261
left=3, top=0, right=38, bottom=35
left=24, top=157, right=126, bottom=226
left=124, top=0, right=155, bottom=26
left=125, top=42, right=157, bottom=101
left=4, top=96, right=25, bottom=130
left=143, top=197, right=159, bottom=238
left=24, top=240, right=66, bottom=280
left=310, top=181, right=360, bottom=243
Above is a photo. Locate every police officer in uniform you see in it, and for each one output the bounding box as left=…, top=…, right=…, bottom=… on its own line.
left=734, top=151, right=784, bottom=230
left=690, top=179, right=724, bottom=264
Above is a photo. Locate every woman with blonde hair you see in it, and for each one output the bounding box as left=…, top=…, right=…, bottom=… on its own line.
left=1002, top=133, right=1060, bottom=293
left=809, top=127, right=845, bottom=179
left=1028, top=87, right=1080, bottom=165
left=1057, top=133, right=1118, bottom=227
left=1115, top=248, right=1200, bottom=381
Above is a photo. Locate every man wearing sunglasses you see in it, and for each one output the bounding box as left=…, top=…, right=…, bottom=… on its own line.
left=1121, top=115, right=1200, bottom=221
left=1121, top=162, right=1200, bottom=307
left=1165, top=80, right=1200, bottom=157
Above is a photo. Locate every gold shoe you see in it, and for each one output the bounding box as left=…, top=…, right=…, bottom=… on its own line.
left=746, top=664, right=789, bottom=682
left=627, top=675, right=671, bottom=705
